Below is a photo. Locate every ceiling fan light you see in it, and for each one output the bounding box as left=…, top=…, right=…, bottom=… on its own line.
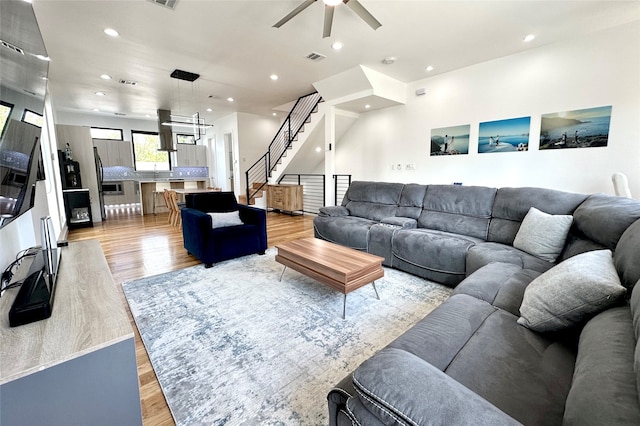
left=323, top=0, right=342, bottom=6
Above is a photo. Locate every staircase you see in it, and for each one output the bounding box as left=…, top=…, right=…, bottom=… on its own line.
left=244, top=92, right=324, bottom=205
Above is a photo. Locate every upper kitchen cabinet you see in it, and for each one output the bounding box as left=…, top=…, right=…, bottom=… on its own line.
left=176, top=144, right=207, bottom=167
left=93, top=139, right=134, bottom=167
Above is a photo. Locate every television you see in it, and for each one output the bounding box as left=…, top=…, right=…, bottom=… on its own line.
left=8, top=216, right=61, bottom=327
left=0, top=0, right=49, bottom=229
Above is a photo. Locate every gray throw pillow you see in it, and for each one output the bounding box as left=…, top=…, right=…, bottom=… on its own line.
left=513, top=207, right=573, bottom=262
left=517, top=249, right=626, bottom=332
left=207, top=211, right=243, bottom=229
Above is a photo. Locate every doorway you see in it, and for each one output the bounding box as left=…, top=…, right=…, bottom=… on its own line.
left=224, top=132, right=235, bottom=193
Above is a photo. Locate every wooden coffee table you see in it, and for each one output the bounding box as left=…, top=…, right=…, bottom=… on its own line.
left=275, top=238, right=384, bottom=319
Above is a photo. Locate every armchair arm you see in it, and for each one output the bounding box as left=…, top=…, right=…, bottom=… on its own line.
left=319, top=206, right=350, bottom=217
left=237, top=205, right=267, bottom=251
left=380, top=216, right=417, bottom=229
left=349, top=348, right=521, bottom=426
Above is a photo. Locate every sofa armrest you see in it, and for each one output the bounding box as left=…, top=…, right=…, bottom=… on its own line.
left=349, top=347, right=521, bottom=426
left=319, top=205, right=350, bottom=217
left=380, top=216, right=417, bottom=229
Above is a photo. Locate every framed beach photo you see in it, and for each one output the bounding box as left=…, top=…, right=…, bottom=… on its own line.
left=539, top=106, right=612, bottom=150
left=478, top=116, right=531, bottom=154
left=430, top=124, right=470, bottom=156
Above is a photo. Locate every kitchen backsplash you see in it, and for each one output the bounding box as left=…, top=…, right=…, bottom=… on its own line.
left=103, top=166, right=208, bottom=181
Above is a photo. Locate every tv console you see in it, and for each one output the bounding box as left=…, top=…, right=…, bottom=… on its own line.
left=0, top=240, right=142, bottom=425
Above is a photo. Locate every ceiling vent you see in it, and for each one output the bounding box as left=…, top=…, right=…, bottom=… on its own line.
left=1, top=39, right=25, bottom=55
left=114, top=112, right=127, bottom=116
left=119, top=79, right=138, bottom=86
left=305, top=52, right=326, bottom=62
left=147, top=0, right=178, bottom=10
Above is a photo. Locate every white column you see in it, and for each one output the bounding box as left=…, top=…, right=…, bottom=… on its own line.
left=324, top=105, right=336, bottom=206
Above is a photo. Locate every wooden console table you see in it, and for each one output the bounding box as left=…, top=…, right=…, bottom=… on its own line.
left=0, top=240, right=142, bottom=425
left=267, top=184, right=303, bottom=213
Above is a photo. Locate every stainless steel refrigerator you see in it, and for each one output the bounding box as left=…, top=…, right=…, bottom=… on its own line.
left=94, top=146, right=106, bottom=220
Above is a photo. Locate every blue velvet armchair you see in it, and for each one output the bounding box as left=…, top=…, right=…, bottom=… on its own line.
left=181, top=192, right=267, bottom=267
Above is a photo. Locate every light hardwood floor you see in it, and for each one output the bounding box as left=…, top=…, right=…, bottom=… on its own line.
left=66, top=206, right=316, bottom=425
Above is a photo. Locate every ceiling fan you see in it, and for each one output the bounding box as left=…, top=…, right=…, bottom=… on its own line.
left=273, top=0, right=382, bottom=38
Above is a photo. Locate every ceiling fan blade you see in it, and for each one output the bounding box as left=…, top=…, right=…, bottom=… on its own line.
left=345, top=0, right=382, bottom=30
left=323, top=5, right=334, bottom=38
left=273, top=0, right=317, bottom=28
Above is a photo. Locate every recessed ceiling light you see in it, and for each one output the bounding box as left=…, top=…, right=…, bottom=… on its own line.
left=95, top=91, right=106, bottom=96
left=206, top=108, right=213, bottom=112
left=272, top=112, right=277, bottom=116
left=315, top=147, right=322, bottom=153
left=365, top=104, right=371, bottom=109
left=100, top=74, right=112, bottom=80
left=331, top=41, right=343, bottom=50
left=145, top=114, right=151, bottom=118
left=425, top=65, right=434, bottom=72
left=270, top=74, right=279, bottom=81
left=41, top=77, right=48, bottom=81
left=35, top=54, right=51, bottom=61
left=523, top=34, right=535, bottom=42
left=227, top=97, right=234, bottom=102
left=104, top=28, right=119, bottom=37
left=92, top=108, right=100, bottom=112
left=382, top=57, right=396, bottom=65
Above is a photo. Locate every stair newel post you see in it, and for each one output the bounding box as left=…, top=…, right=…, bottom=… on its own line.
left=245, top=170, right=250, bottom=205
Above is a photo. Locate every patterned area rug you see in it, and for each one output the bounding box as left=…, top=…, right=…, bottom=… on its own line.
left=122, top=248, right=451, bottom=425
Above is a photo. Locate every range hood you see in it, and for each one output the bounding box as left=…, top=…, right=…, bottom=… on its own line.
left=157, top=109, right=176, bottom=152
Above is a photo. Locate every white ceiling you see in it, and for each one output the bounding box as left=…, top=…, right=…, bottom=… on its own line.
left=31, top=0, right=640, bottom=123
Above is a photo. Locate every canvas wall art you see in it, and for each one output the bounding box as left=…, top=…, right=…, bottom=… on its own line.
left=430, top=124, right=470, bottom=156
left=478, top=116, right=530, bottom=153
left=539, top=105, right=612, bottom=150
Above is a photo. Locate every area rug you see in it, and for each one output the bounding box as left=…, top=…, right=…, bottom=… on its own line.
left=122, top=248, right=451, bottom=425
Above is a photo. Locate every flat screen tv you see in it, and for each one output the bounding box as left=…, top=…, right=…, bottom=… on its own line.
left=0, top=0, right=49, bottom=229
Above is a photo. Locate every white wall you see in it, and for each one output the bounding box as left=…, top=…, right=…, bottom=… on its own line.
left=335, top=22, right=640, bottom=197
left=211, top=112, right=280, bottom=195
left=54, top=111, right=158, bottom=139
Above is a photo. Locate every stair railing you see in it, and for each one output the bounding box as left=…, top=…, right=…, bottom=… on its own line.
left=245, top=92, right=323, bottom=204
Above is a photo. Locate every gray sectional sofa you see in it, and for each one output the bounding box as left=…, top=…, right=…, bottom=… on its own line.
left=315, top=181, right=640, bottom=425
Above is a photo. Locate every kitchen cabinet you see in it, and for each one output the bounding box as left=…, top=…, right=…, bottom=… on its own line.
left=93, top=139, right=134, bottom=167
left=103, top=181, right=139, bottom=206
left=267, top=184, right=303, bottom=213
left=176, top=144, right=207, bottom=167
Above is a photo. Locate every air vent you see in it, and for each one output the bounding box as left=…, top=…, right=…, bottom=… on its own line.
left=147, top=0, right=178, bottom=10
left=305, top=52, right=326, bottom=62
left=1, top=39, right=25, bottom=55
left=119, top=79, right=138, bottom=86
left=115, top=112, right=127, bottom=116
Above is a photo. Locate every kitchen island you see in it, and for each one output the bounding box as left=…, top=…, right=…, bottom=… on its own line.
left=139, top=179, right=208, bottom=215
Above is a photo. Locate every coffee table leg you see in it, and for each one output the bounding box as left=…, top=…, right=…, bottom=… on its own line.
left=279, top=265, right=287, bottom=282
left=372, top=281, right=380, bottom=300
left=343, top=294, right=347, bottom=319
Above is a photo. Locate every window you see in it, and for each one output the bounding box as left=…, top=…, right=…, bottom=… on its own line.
left=132, top=130, right=170, bottom=171
left=90, top=127, right=123, bottom=140
left=176, top=134, right=196, bottom=145
left=0, top=100, right=14, bottom=137
left=21, top=109, right=43, bottom=128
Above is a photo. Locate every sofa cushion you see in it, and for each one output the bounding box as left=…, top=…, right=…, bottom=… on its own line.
left=445, top=306, right=576, bottom=426
left=418, top=185, right=496, bottom=240
left=466, top=242, right=554, bottom=276
left=488, top=187, right=587, bottom=245
left=563, top=306, right=640, bottom=426
left=313, top=216, right=377, bottom=251
left=396, top=183, right=428, bottom=219
left=207, top=211, right=243, bottom=228
left=455, top=262, right=541, bottom=316
left=517, top=250, right=626, bottom=332
left=392, top=229, right=482, bottom=286
left=614, top=218, right=640, bottom=291
left=572, top=193, right=640, bottom=250
left=512, top=207, right=573, bottom=262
